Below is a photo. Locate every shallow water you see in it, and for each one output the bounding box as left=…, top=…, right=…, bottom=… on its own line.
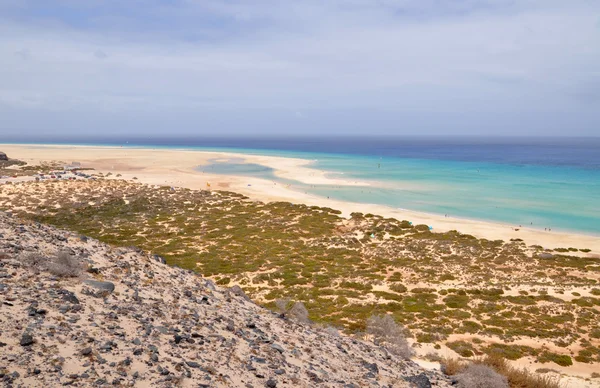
left=194, top=140, right=600, bottom=235
left=10, top=137, right=600, bottom=235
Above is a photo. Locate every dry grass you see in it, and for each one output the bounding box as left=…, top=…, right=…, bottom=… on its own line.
left=21, top=250, right=84, bottom=278
left=275, top=298, right=291, bottom=314
left=21, top=252, right=45, bottom=271
left=47, top=251, right=84, bottom=277
left=288, top=301, right=309, bottom=323
left=455, top=364, right=508, bottom=388
left=442, top=355, right=563, bottom=388
left=441, top=357, right=467, bottom=375
left=366, top=314, right=413, bottom=359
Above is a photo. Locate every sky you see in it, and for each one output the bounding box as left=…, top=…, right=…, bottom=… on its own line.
left=0, top=0, right=599, bottom=137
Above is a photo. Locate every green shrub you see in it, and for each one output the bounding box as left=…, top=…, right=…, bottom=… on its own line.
left=447, top=341, right=476, bottom=358
left=444, top=294, right=470, bottom=309
left=538, top=352, right=573, bottom=367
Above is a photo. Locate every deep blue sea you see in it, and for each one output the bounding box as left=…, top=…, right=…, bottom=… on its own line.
left=6, top=137, right=600, bottom=235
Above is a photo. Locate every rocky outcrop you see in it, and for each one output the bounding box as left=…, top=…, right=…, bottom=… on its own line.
left=0, top=212, right=451, bottom=387
left=0, top=152, right=7, bottom=161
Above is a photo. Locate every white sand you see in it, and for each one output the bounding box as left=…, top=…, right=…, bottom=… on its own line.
left=2, top=143, right=599, bottom=254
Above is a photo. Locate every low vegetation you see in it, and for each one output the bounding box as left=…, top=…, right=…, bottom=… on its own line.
left=22, top=250, right=85, bottom=278
left=275, top=298, right=310, bottom=324
left=454, top=364, right=508, bottom=388
left=442, top=355, right=562, bottom=388
left=1, top=179, right=599, bottom=369
left=366, top=314, right=413, bottom=359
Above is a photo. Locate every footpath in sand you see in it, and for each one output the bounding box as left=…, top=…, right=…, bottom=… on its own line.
left=1, top=144, right=599, bottom=254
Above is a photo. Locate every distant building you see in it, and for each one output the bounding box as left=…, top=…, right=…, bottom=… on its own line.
left=0, top=152, right=7, bottom=161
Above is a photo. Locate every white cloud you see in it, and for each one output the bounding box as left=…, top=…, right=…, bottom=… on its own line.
left=0, top=0, right=598, bottom=135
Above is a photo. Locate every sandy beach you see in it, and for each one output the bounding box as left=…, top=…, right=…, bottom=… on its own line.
left=2, top=143, right=599, bottom=254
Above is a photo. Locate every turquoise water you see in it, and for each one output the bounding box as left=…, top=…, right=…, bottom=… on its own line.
left=197, top=148, right=600, bottom=235
left=7, top=139, right=599, bottom=235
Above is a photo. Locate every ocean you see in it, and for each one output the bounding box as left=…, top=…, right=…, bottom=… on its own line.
left=7, top=137, right=600, bottom=235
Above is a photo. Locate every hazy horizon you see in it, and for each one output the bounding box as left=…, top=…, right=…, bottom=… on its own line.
left=1, top=1, right=599, bottom=137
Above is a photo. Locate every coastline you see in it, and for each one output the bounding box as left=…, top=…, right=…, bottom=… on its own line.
left=2, top=143, right=599, bottom=254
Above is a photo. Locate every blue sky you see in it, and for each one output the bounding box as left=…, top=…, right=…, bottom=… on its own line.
left=0, top=0, right=599, bottom=137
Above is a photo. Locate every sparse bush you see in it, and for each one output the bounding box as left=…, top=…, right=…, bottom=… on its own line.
left=288, top=301, right=309, bottom=323
left=21, top=250, right=84, bottom=277
left=274, top=298, right=310, bottom=323
left=47, top=251, right=85, bottom=278
left=447, top=340, right=476, bottom=357
left=441, top=357, right=466, bottom=375
left=444, top=356, right=561, bottom=388
left=21, top=252, right=45, bottom=271
left=366, top=314, right=413, bottom=359
left=455, top=364, right=508, bottom=388
left=275, top=298, right=291, bottom=313
left=479, top=355, right=562, bottom=388
left=538, top=351, right=573, bottom=367
left=389, top=283, right=407, bottom=293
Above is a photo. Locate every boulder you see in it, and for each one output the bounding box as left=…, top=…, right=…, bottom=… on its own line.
left=20, top=332, right=34, bottom=346
left=0, top=152, right=7, bottom=161
left=404, top=373, right=432, bottom=388
left=83, top=279, right=115, bottom=295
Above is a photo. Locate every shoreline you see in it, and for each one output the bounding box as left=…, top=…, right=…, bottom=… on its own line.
left=2, top=143, right=599, bottom=254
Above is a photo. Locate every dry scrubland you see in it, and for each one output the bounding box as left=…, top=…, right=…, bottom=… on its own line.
left=1, top=212, right=450, bottom=387
left=1, top=179, right=600, bottom=380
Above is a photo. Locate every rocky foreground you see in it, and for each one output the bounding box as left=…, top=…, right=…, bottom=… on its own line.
left=0, top=212, right=451, bottom=387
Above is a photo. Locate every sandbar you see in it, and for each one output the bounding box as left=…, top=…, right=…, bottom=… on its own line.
left=1, top=143, right=599, bottom=254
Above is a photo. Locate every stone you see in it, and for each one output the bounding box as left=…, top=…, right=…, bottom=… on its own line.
left=57, top=289, right=80, bottom=304
left=58, top=304, right=71, bottom=314
left=265, top=378, right=277, bottom=388
left=83, top=280, right=115, bottom=294
left=361, top=361, right=379, bottom=374
left=20, top=332, right=34, bottom=346
left=81, top=347, right=93, bottom=356
left=271, top=344, right=284, bottom=354
left=404, top=373, right=432, bottom=388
